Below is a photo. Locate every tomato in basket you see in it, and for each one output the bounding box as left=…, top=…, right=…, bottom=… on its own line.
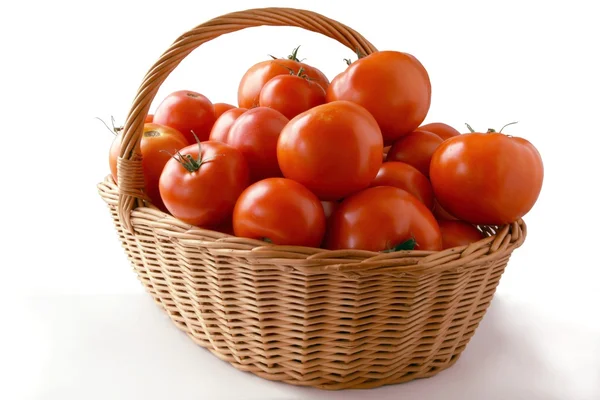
left=277, top=100, right=383, bottom=201
left=438, top=220, right=485, bottom=250
left=159, top=140, right=250, bottom=228
left=153, top=90, right=216, bottom=144
left=233, top=177, right=326, bottom=247
left=259, top=68, right=326, bottom=119
left=370, top=161, right=434, bottom=209
left=208, top=107, right=247, bottom=144
left=324, top=186, right=442, bottom=252
left=326, top=50, right=431, bottom=144
left=237, top=46, right=329, bottom=109
left=226, top=106, right=289, bottom=182
left=430, top=124, right=544, bottom=225
left=213, top=102, right=236, bottom=119
left=418, top=122, right=461, bottom=140
left=109, top=123, right=189, bottom=212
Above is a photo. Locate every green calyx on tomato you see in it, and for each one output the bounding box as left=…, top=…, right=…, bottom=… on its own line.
left=167, top=133, right=222, bottom=173
left=343, top=48, right=366, bottom=66
left=381, top=237, right=417, bottom=253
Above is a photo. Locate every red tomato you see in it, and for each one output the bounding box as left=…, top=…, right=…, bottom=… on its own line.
left=153, top=90, right=216, bottom=144
left=438, top=220, right=484, bottom=250
left=277, top=100, right=383, bottom=201
left=238, top=48, right=329, bottom=109
left=326, top=50, right=431, bottom=144
left=145, top=114, right=154, bottom=123
left=432, top=199, right=458, bottom=221
left=208, top=107, right=247, bottom=143
left=419, top=122, right=461, bottom=140
left=213, top=102, right=236, bottom=119
left=109, top=123, right=189, bottom=212
left=430, top=129, right=544, bottom=225
left=227, top=107, right=289, bottom=182
left=370, top=161, right=434, bottom=209
left=259, top=71, right=326, bottom=119
left=159, top=141, right=250, bottom=227
left=386, top=130, right=443, bottom=177
left=233, top=178, right=326, bottom=247
left=325, top=186, right=442, bottom=251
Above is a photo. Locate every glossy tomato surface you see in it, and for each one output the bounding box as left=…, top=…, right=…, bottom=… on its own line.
left=386, top=130, right=443, bottom=177
left=159, top=141, right=250, bottom=228
left=208, top=107, right=247, bottom=144
left=326, top=50, right=431, bottom=144
left=153, top=90, right=216, bottom=144
left=233, top=178, right=326, bottom=247
left=438, top=220, right=485, bottom=250
left=227, top=107, right=289, bottom=182
left=370, top=161, right=434, bottom=209
left=430, top=131, right=544, bottom=225
left=277, top=100, right=383, bottom=201
left=259, top=73, right=326, bottom=119
left=325, top=186, right=442, bottom=252
left=109, top=123, right=189, bottom=211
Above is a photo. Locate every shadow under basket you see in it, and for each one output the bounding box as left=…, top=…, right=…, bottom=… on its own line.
left=99, top=7, right=527, bottom=390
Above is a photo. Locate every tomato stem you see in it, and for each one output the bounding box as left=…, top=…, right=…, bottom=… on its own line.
left=499, top=121, right=519, bottom=133
left=287, top=45, right=306, bottom=62
left=170, top=131, right=223, bottom=173
left=465, top=123, right=475, bottom=133
left=343, top=48, right=365, bottom=66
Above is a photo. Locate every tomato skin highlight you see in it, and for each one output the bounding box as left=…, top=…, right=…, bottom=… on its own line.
left=208, top=107, right=247, bottom=144
left=419, top=122, right=461, bottom=140
left=438, top=220, right=484, bottom=250
left=109, top=123, right=189, bottom=212
left=326, top=50, right=431, bottom=144
left=325, top=186, right=442, bottom=252
left=213, top=103, right=236, bottom=119
left=259, top=73, right=326, bottom=120
left=227, top=107, right=289, bottom=182
left=158, top=141, right=250, bottom=228
left=233, top=178, right=326, bottom=247
left=153, top=90, right=216, bottom=144
left=277, top=100, right=384, bottom=201
left=430, top=132, right=544, bottom=225
left=370, top=161, right=434, bottom=209
left=386, top=130, right=443, bottom=177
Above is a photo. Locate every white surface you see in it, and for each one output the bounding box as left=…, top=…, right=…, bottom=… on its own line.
left=1, top=0, right=599, bottom=399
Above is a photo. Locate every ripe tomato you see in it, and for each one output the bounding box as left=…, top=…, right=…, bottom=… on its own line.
left=386, top=130, right=443, bottom=177
left=325, top=186, right=442, bottom=252
left=159, top=140, right=250, bottom=228
left=419, top=122, right=460, bottom=140
left=438, top=220, right=484, bottom=250
left=430, top=128, right=544, bottom=225
left=326, top=50, right=431, bottom=144
left=227, top=107, right=289, bottom=182
left=213, top=102, right=235, bottom=119
left=238, top=48, right=329, bottom=109
left=208, top=107, right=247, bottom=143
left=145, top=114, right=154, bottom=123
left=370, top=161, right=434, bottom=209
left=277, top=101, right=383, bottom=201
left=259, top=71, right=326, bottom=119
left=109, top=123, right=189, bottom=212
left=233, top=178, right=326, bottom=247
left=153, top=90, right=216, bottom=144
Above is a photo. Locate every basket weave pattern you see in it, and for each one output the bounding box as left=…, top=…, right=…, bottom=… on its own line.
left=98, top=8, right=527, bottom=390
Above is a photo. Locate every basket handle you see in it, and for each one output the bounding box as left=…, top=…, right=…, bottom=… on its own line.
left=116, top=7, right=378, bottom=231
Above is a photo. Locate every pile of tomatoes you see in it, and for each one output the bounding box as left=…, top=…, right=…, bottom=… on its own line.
left=108, top=47, right=544, bottom=252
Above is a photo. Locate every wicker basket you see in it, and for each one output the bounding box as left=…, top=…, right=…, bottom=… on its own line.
left=97, top=7, right=527, bottom=390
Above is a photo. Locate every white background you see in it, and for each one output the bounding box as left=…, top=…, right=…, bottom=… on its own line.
left=1, top=0, right=599, bottom=399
